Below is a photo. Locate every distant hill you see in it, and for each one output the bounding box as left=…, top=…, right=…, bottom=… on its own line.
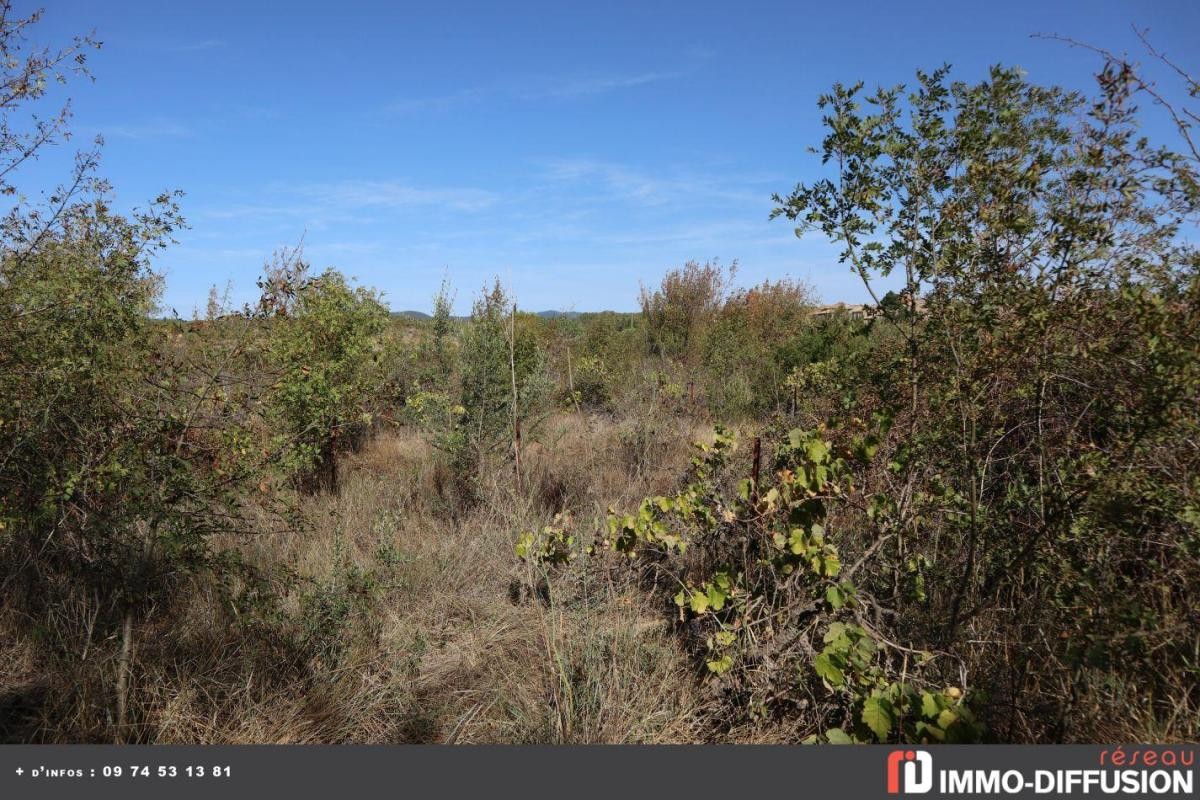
left=392, top=309, right=586, bottom=321
left=388, top=309, right=634, bottom=322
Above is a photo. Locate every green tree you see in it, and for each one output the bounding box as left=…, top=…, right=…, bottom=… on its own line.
left=773, top=62, right=1199, bottom=739
left=408, top=280, right=551, bottom=505
left=265, top=257, right=389, bottom=493
left=640, top=259, right=735, bottom=362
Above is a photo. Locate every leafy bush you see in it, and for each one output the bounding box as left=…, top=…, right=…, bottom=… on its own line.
left=770, top=61, right=1200, bottom=740
left=699, top=279, right=815, bottom=418
left=265, top=259, right=389, bottom=493
left=408, top=280, right=552, bottom=505
left=0, top=179, right=292, bottom=741
left=599, top=424, right=980, bottom=742
left=566, top=354, right=612, bottom=410
left=640, top=259, right=735, bottom=362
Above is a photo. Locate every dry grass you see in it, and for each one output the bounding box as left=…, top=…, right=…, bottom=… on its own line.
left=0, top=412, right=710, bottom=743
left=5, top=411, right=1188, bottom=744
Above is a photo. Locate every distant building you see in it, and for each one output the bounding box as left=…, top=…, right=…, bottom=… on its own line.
left=810, top=297, right=926, bottom=321
left=810, top=302, right=876, bottom=321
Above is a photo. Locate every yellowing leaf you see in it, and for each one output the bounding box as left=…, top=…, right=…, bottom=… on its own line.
left=862, top=696, right=894, bottom=740
left=706, top=654, right=734, bottom=674
left=824, top=728, right=854, bottom=744
left=921, top=692, right=941, bottom=718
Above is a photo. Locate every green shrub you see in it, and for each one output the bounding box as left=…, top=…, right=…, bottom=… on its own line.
left=408, top=280, right=552, bottom=504
left=265, top=260, right=389, bottom=493
left=598, top=424, right=982, bottom=741
left=771, top=61, right=1200, bottom=740
left=640, top=259, right=734, bottom=362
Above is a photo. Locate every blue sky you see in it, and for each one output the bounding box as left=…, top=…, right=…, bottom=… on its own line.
left=24, top=0, right=1200, bottom=315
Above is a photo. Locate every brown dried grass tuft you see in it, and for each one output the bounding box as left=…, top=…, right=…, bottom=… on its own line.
left=0, top=413, right=705, bottom=743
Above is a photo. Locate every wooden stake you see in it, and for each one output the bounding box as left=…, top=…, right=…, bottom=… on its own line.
left=751, top=436, right=762, bottom=496
left=115, top=609, right=133, bottom=743
left=510, top=301, right=521, bottom=491
left=567, top=346, right=581, bottom=415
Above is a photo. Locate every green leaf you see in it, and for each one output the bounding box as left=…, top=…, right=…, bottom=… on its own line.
left=824, top=728, right=854, bottom=744
left=862, top=696, right=895, bottom=741
left=824, top=622, right=848, bottom=644
left=706, top=654, right=734, bottom=674
left=813, top=652, right=845, bottom=687
left=920, top=691, right=941, bottom=719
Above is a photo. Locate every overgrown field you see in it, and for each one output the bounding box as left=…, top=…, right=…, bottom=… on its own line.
left=1, top=5, right=1198, bottom=744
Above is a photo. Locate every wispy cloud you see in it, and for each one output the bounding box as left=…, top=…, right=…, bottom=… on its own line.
left=161, top=39, right=226, bottom=53
left=540, top=158, right=666, bottom=204
left=195, top=179, right=498, bottom=231
left=537, top=157, right=779, bottom=208
left=381, top=88, right=486, bottom=115
left=235, top=105, right=284, bottom=122
left=516, top=70, right=684, bottom=100
left=379, top=68, right=687, bottom=116
left=101, top=119, right=194, bottom=140
left=297, top=180, right=497, bottom=212
left=607, top=220, right=787, bottom=248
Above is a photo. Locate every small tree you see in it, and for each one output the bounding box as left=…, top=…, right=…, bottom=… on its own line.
left=699, top=278, right=815, bottom=417
left=408, top=279, right=551, bottom=504
left=771, top=61, right=1200, bottom=740
left=640, top=259, right=735, bottom=362
left=429, top=277, right=456, bottom=381
left=266, top=259, right=389, bottom=493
